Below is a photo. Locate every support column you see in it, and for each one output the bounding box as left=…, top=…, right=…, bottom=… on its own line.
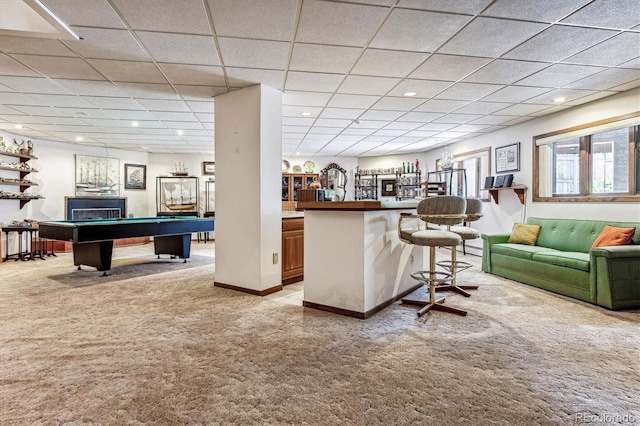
left=213, top=85, right=283, bottom=295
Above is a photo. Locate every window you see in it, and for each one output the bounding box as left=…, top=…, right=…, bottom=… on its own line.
left=534, top=113, right=639, bottom=202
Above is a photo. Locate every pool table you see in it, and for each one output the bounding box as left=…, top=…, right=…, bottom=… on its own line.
left=38, top=216, right=215, bottom=275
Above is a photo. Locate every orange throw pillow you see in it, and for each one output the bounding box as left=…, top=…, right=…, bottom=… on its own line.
left=592, top=225, right=635, bottom=248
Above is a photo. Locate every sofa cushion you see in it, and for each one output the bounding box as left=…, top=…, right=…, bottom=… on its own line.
left=508, top=223, right=541, bottom=245
left=491, top=243, right=558, bottom=261
left=592, top=225, right=635, bottom=248
left=531, top=251, right=591, bottom=272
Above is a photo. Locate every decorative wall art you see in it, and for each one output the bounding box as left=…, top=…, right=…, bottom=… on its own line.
left=495, top=142, right=520, bottom=173
left=202, top=161, right=215, bottom=175
left=75, top=154, right=119, bottom=197
left=381, top=179, right=397, bottom=196
left=124, top=163, right=146, bottom=190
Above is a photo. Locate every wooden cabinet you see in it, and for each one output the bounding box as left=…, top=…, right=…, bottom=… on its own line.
left=282, top=216, right=304, bottom=285
left=0, top=147, right=42, bottom=209
left=282, top=173, right=318, bottom=202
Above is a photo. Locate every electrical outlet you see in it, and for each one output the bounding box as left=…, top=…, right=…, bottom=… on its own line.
left=273, top=253, right=278, bottom=264
left=410, top=254, right=414, bottom=264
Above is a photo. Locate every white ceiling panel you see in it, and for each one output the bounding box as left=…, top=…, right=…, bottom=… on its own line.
left=439, top=17, right=548, bottom=58
left=87, top=59, right=166, bottom=83
left=208, top=0, right=298, bottom=41
left=55, top=79, right=126, bottom=97
left=158, top=64, right=225, bottom=86
left=387, top=79, right=452, bottom=98
left=290, top=44, right=361, bottom=74
left=435, top=82, right=503, bottom=101
left=114, top=82, right=180, bottom=99
left=370, top=9, right=471, bottom=52
left=319, top=108, right=363, bottom=119
left=327, top=94, right=379, bottom=109
left=67, top=28, right=150, bottom=61
left=136, top=32, right=219, bottom=66
left=469, top=115, right=516, bottom=125
left=26, top=94, right=94, bottom=109
left=0, top=35, right=75, bottom=57
left=409, top=54, right=491, bottom=81
left=565, top=68, right=640, bottom=91
left=0, top=54, right=41, bottom=77
left=186, top=101, right=215, bottom=114
left=453, top=101, right=512, bottom=115
left=482, top=0, right=591, bottom=22
left=110, top=0, right=212, bottom=34
left=352, top=49, right=429, bottom=78
left=397, top=0, right=493, bottom=15
left=151, top=112, right=197, bottom=122
left=41, top=0, right=126, bottom=28
left=523, top=88, right=598, bottom=105
left=564, top=32, right=640, bottom=66
left=383, top=121, right=422, bottom=131
left=413, top=99, right=470, bottom=113
left=495, top=104, right=553, bottom=116
left=217, top=38, right=290, bottom=70
left=338, top=75, right=401, bottom=96
left=285, top=71, right=345, bottom=92
left=433, top=114, right=483, bottom=124
left=176, top=85, right=227, bottom=100
left=9, top=105, right=72, bottom=117
left=283, top=91, right=332, bottom=107
left=134, top=99, right=190, bottom=112
left=11, top=55, right=104, bottom=80
left=282, top=105, right=323, bottom=117
left=463, top=60, right=548, bottom=85
left=81, top=97, right=144, bottom=110
left=516, top=64, right=606, bottom=88
left=314, top=118, right=352, bottom=128
left=358, top=110, right=404, bottom=121
left=561, top=0, right=640, bottom=29
left=481, top=86, right=551, bottom=103
left=103, top=109, right=155, bottom=120
left=397, top=112, right=443, bottom=122
left=226, top=68, right=284, bottom=89
left=503, top=25, right=616, bottom=63
left=371, top=96, right=423, bottom=111
left=296, top=0, right=387, bottom=47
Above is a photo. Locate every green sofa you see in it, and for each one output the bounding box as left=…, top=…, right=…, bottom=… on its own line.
left=481, top=218, right=640, bottom=310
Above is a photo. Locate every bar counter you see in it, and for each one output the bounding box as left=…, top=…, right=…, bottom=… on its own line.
left=299, top=200, right=424, bottom=318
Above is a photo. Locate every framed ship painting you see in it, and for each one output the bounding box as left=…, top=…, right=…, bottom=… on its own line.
left=75, top=155, right=120, bottom=197
left=124, top=164, right=146, bottom=190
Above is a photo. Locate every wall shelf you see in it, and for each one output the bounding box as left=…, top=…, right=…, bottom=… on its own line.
left=488, top=185, right=527, bottom=204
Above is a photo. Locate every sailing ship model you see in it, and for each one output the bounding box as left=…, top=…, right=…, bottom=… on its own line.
left=163, top=181, right=196, bottom=211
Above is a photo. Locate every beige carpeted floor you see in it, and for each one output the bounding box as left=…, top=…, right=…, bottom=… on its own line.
left=0, top=242, right=638, bottom=425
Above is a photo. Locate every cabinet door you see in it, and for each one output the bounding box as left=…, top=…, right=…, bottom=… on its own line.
left=282, top=228, right=304, bottom=284
left=292, top=175, right=304, bottom=201
left=282, top=175, right=291, bottom=201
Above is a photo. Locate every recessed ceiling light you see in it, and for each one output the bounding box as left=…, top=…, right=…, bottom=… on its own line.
left=553, top=97, right=566, bottom=103
left=141, top=146, right=149, bottom=150
left=403, top=92, right=417, bottom=97
left=301, top=112, right=312, bottom=117
left=177, top=130, right=183, bottom=135
left=132, top=121, right=138, bottom=127
left=13, top=124, right=23, bottom=129
left=75, top=136, right=84, bottom=142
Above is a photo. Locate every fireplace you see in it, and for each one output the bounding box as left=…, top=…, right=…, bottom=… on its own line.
left=65, top=197, right=127, bottom=221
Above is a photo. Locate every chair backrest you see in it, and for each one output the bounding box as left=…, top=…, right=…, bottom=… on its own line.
left=465, top=198, right=483, bottom=223
left=416, top=196, right=466, bottom=226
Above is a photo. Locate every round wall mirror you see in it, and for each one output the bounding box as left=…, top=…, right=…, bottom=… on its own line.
left=320, top=162, right=348, bottom=201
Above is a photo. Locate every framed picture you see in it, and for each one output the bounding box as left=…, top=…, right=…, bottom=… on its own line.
left=202, top=161, right=215, bottom=175
left=124, top=163, right=146, bottom=190
left=495, top=142, right=520, bottom=173
left=381, top=179, right=396, bottom=196
left=75, top=154, right=119, bottom=196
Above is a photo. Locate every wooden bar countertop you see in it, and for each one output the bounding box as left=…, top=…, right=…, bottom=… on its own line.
left=297, top=200, right=419, bottom=211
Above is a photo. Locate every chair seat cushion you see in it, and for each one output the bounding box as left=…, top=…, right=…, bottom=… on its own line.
left=411, top=230, right=462, bottom=246
left=450, top=226, right=479, bottom=240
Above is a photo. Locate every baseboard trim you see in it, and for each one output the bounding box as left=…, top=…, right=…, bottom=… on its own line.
left=214, top=281, right=283, bottom=296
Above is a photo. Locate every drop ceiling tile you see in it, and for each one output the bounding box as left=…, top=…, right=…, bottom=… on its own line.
left=134, top=99, right=190, bottom=112
left=358, top=110, right=404, bottom=121
left=66, top=28, right=150, bottom=61
left=163, top=121, right=204, bottom=130
left=350, top=120, right=388, bottom=129
left=438, top=17, right=547, bottom=58
left=563, top=90, right=620, bottom=106
left=618, top=57, right=640, bottom=69
left=387, top=79, right=452, bottom=98
left=564, top=32, right=640, bottom=66
left=434, top=114, right=483, bottom=124
left=186, top=101, right=215, bottom=113
left=81, top=97, right=144, bottom=110
left=176, top=85, right=227, bottom=100
left=523, top=88, right=597, bottom=104
left=308, top=127, right=340, bottom=135
left=104, top=109, right=156, bottom=120
left=0, top=114, right=48, bottom=124
left=208, top=0, right=298, bottom=41
left=463, top=60, right=549, bottom=85
left=113, top=83, right=180, bottom=99
left=134, top=121, right=169, bottom=129
left=60, top=108, right=114, bottom=120
left=314, top=118, right=352, bottom=127
left=370, top=9, right=471, bottom=52
left=398, top=0, right=492, bottom=14
left=516, top=64, right=606, bottom=88
left=158, top=64, right=226, bottom=86
left=373, top=129, right=409, bottom=137
left=110, top=0, right=212, bottom=34
left=565, top=68, right=640, bottom=90
left=480, top=86, right=551, bottom=102
left=42, top=0, right=126, bottom=28
left=503, top=26, right=616, bottom=62
left=341, top=127, right=375, bottom=136
left=434, top=82, right=503, bottom=101
left=160, top=111, right=201, bottom=122
left=218, top=38, right=290, bottom=69
left=562, top=0, right=640, bottom=29
left=403, top=130, right=438, bottom=138
left=327, top=94, right=379, bottom=109
left=0, top=35, right=77, bottom=56
left=283, top=91, right=332, bottom=107
left=296, top=0, right=387, bottom=47
left=453, top=101, right=511, bottom=115
left=35, top=116, right=90, bottom=125
left=469, top=115, right=515, bottom=125
left=397, top=112, right=444, bottom=122
left=494, top=104, right=552, bottom=116
left=226, top=68, right=284, bottom=89
left=282, top=105, right=323, bottom=117
left=413, top=99, right=470, bottom=113
left=371, top=96, right=423, bottom=111
left=81, top=118, right=136, bottom=128
left=56, top=80, right=127, bottom=97
left=87, top=59, right=167, bottom=83
left=10, top=55, right=104, bottom=80
left=452, top=123, right=494, bottom=132
left=482, top=0, right=590, bottom=22
left=9, top=105, right=73, bottom=117
left=409, top=54, right=492, bottom=81
left=353, top=49, right=429, bottom=78
left=26, top=94, right=94, bottom=109
left=0, top=92, right=38, bottom=105
left=383, top=121, right=422, bottom=130
left=136, top=32, right=219, bottom=66
left=319, top=108, right=363, bottom=119
left=609, top=79, right=640, bottom=91
left=338, top=76, right=401, bottom=96
left=0, top=54, right=41, bottom=77
left=285, top=71, right=345, bottom=92
left=290, top=44, right=361, bottom=74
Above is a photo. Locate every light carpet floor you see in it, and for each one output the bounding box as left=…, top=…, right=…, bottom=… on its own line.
left=0, top=242, right=638, bottom=425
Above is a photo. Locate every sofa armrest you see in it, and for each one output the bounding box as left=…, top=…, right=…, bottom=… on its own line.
left=590, top=245, right=640, bottom=310
left=481, top=233, right=511, bottom=272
